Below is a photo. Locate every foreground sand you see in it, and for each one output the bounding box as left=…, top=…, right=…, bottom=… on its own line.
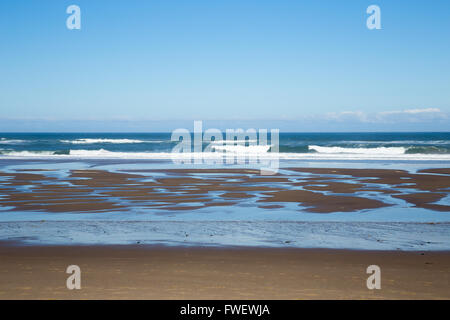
left=0, top=244, right=449, bottom=299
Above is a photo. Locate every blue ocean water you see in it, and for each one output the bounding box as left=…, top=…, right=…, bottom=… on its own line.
left=0, top=132, right=449, bottom=160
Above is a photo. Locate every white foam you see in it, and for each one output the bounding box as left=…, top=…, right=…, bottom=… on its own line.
left=309, top=145, right=407, bottom=155
left=345, top=140, right=449, bottom=145
left=1, top=148, right=450, bottom=161
left=0, top=138, right=27, bottom=145
left=278, top=152, right=450, bottom=161
left=0, top=150, right=56, bottom=157
left=68, top=149, right=175, bottom=158
left=60, top=138, right=147, bottom=144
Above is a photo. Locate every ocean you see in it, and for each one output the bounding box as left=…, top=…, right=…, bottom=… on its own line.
left=1, top=132, right=450, bottom=160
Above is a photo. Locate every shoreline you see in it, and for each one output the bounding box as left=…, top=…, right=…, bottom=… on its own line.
left=1, top=221, right=449, bottom=251
left=2, top=239, right=450, bottom=252
left=0, top=243, right=449, bottom=299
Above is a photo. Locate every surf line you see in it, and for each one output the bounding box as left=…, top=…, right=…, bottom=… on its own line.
left=170, top=120, right=280, bottom=175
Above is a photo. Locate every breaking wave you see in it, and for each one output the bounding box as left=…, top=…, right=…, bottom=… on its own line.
left=60, top=138, right=148, bottom=144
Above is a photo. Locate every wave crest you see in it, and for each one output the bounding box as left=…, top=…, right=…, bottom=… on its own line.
left=61, top=138, right=146, bottom=144
left=308, top=145, right=406, bottom=155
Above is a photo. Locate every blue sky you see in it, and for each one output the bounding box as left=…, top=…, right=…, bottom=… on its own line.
left=0, top=0, right=449, bottom=131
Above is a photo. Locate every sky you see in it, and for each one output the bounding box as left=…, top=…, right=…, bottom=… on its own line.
left=0, top=0, right=449, bottom=131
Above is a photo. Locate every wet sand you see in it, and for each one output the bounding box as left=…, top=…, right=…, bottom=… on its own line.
left=0, top=244, right=449, bottom=299
left=0, top=166, right=449, bottom=299
left=0, top=167, right=449, bottom=213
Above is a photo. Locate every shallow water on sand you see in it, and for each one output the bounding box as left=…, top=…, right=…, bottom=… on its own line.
left=0, top=159, right=449, bottom=250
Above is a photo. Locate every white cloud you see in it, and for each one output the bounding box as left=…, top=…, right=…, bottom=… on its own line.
left=403, top=108, right=441, bottom=114
left=322, top=108, right=447, bottom=124
left=379, top=108, right=442, bottom=116
left=324, top=111, right=369, bottom=122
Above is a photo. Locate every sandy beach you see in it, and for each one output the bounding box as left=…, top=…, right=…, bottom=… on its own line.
left=0, top=164, right=449, bottom=299
left=0, top=244, right=449, bottom=299
left=0, top=164, right=450, bottom=249
left=0, top=167, right=449, bottom=213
